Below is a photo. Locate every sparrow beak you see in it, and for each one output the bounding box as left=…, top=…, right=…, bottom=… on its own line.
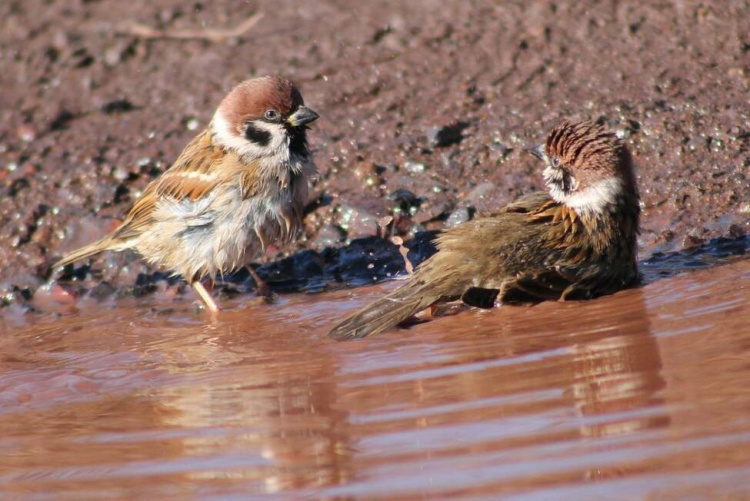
left=287, top=106, right=320, bottom=128
left=527, top=144, right=546, bottom=161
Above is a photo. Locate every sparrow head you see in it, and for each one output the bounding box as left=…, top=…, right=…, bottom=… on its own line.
left=211, top=76, right=319, bottom=160
left=529, top=120, right=637, bottom=215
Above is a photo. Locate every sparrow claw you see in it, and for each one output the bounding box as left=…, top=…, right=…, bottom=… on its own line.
left=245, top=265, right=275, bottom=300
left=246, top=293, right=277, bottom=306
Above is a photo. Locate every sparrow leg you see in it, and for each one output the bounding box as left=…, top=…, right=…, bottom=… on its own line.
left=245, top=266, right=273, bottom=298
left=415, top=301, right=464, bottom=321
left=431, top=301, right=468, bottom=317
left=191, top=281, right=220, bottom=313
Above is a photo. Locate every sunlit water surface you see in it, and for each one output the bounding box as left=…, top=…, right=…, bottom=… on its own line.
left=1, top=259, right=749, bottom=499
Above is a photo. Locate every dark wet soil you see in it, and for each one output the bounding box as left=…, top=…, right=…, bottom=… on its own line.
left=1, top=0, right=750, bottom=308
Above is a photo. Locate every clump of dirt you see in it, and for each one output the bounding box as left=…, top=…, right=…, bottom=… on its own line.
left=1, top=0, right=748, bottom=311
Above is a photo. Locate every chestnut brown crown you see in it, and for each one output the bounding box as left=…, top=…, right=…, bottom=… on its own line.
left=531, top=120, right=637, bottom=214
left=218, top=76, right=305, bottom=126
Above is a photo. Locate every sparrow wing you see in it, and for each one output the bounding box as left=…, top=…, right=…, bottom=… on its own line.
left=481, top=191, right=552, bottom=218
left=109, top=130, right=231, bottom=242
left=499, top=265, right=627, bottom=303
left=109, top=184, right=160, bottom=242
left=558, top=267, right=635, bottom=300
left=497, top=268, right=577, bottom=303
left=155, top=131, right=231, bottom=200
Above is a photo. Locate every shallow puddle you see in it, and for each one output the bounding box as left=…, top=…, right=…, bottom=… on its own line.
left=1, top=258, right=749, bottom=499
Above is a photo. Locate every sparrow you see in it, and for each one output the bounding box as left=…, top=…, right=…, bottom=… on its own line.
left=55, top=76, right=320, bottom=313
left=329, top=119, right=640, bottom=340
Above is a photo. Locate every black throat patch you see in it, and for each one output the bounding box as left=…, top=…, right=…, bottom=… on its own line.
left=244, top=122, right=271, bottom=147
left=288, top=126, right=309, bottom=158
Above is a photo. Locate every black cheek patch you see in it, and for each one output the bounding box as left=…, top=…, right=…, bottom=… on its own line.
left=561, top=168, right=575, bottom=194
left=244, top=123, right=271, bottom=147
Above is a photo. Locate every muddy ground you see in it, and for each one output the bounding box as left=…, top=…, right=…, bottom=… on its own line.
left=1, top=0, right=749, bottom=309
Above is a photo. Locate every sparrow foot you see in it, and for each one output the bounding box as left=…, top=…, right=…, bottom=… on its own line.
left=191, top=281, right=220, bottom=314
left=245, top=265, right=274, bottom=299
left=244, top=294, right=277, bottom=307
left=424, top=301, right=467, bottom=319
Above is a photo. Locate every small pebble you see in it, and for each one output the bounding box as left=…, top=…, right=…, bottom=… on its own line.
left=404, top=161, right=426, bottom=174
left=17, top=124, right=36, bottom=143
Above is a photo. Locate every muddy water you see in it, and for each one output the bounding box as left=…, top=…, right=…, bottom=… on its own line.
left=1, top=259, right=750, bottom=499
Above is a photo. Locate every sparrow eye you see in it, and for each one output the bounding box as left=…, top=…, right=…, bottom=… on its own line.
left=551, top=157, right=562, bottom=168
left=264, top=109, right=279, bottom=121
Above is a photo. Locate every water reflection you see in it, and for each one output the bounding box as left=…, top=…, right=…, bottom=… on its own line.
left=156, top=321, right=354, bottom=493
left=0, top=304, right=357, bottom=495
left=566, top=291, right=667, bottom=439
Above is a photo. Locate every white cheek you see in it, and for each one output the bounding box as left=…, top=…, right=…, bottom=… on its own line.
left=559, top=177, right=624, bottom=215
left=542, top=166, right=567, bottom=202
left=211, top=113, right=246, bottom=152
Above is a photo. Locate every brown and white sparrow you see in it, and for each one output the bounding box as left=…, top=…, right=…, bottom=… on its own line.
left=329, top=119, right=640, bottom=340
left=55, top=76, right=320, bottom=313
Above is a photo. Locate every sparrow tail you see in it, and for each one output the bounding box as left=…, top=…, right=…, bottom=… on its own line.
left=54, top=239, right=113, bottom=269
left=328, top=272, right=463, bottom=340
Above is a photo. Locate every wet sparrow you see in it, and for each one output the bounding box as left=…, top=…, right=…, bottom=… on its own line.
left=329, top=119, right=640, bottom=339
left=56, top=76, right=320, bottom=313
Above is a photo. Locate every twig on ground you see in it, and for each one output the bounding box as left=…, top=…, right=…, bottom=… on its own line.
left=376, top=216, right=393, bottom=239
left=391, top=236, right=414, bottom=275
left=117, top=12, right=264, bottom=42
